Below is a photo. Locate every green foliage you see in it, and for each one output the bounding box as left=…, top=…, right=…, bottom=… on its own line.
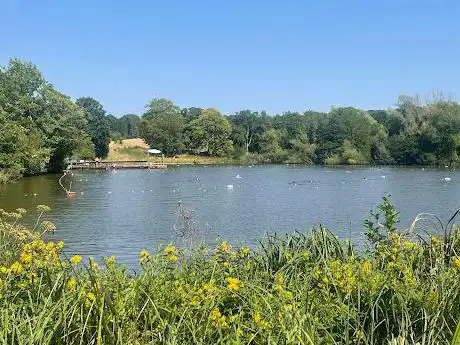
left=108, top=113, right=141, bottom=139
left=259, top=128, right=287, bottom=163
left=364, top=196, right=400, bottom=243
left=141, top=98, right=185, bottom=155
left=288, top=133, right=316, bottom=164
left=0, top=59, right=91, bottom=180
left=1, top=201, right=460, bottom=344
left=187, top=108, right=234, bottom=156
left=76, top=97, right=110, bottom=159
left=3, top=56, right=460, bottom=177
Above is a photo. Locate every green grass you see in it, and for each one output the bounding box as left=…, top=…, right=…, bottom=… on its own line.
left=0, top=199, right=460, bottom=344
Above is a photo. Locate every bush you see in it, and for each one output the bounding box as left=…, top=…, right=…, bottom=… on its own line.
left=1, top=199, right=460, bottom=344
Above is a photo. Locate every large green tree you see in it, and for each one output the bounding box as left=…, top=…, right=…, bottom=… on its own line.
left=186, top=109, right=233, bottom=156
left=230, top=110, right=267, bottom=154
left=0, top=59, right=90, bottom=179
left=76, top=97, right=110, bottom=158
left=141, top=98, right=185, bottom=155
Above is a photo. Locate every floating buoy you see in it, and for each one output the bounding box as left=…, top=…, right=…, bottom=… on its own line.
left=66, top=191, right=77, bottom=198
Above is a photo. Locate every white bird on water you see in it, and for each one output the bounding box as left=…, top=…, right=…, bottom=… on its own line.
left=227, top=184, right=234, bottom=190
left=236, top=174, right=242, bottom=179
left=444, top=177, right=452, bottom=182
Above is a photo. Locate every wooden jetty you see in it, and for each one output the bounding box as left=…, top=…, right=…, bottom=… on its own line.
left=68, top=160, right=167, bottom=170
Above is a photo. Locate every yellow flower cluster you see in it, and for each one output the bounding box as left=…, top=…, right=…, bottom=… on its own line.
left=226, top=277, right=241, bottom=291
left=209, top=307, right=228, bottom=328
left=85, top=292, right=96, bottom=308
left=164, top=245, right=179, bottom=261
left=452, top=256, right=460, bottom=269
left=139, top=249, right=151, bottom=265
left=20, top=239, right=62, bottom=269
left=253, top=311, right=270, bottom=330
left=70, top=255, right=82, bottom=265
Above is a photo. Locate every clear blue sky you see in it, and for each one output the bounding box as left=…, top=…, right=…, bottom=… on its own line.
left=2, top=0, right=460, bottom=116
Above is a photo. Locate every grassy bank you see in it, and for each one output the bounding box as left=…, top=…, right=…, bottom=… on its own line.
left=1, top=199, right=460, bottom=344
left=106, top=139, right=242, bottom=164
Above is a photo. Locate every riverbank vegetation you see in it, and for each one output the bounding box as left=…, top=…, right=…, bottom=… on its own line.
left=2, top=57, right=460, bottom=182
left=0, top=198, right=459, bottom=344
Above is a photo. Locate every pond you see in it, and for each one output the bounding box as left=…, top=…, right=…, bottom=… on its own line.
left=0, top=166, right=458, bottom=266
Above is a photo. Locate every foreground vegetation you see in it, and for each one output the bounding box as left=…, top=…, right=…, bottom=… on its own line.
left=1, top=199, right=460, bottom=344
left=3, top=57, right=460, bottom=183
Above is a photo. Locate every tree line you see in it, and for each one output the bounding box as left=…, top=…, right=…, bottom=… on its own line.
left=1, top=58, right=460, bottom=182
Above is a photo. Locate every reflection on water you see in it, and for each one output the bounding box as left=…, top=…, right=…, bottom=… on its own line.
left=0, top=166, right=458, bottom=266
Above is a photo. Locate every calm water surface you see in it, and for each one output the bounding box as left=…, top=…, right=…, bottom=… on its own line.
left=0, top=166, right=458, bottom=266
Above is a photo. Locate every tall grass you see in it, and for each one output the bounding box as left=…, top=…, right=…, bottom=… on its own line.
left=0, top=199, right=459, bottom=344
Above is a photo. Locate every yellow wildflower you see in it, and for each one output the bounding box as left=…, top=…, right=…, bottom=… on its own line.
left=0, top=266, right=8, bottom=274
left=452, top=256, right=460, bottom=269
left=20, top=252, right=33, bottom=265
left=253, top=311, right=270, bottom=329
left=361, top=261, right=372, bottom=275
left=239, top=246, right=249, bottom=257
left=355, top=330, right=365, bottom=341
left=164, top=245, right=179, bottom=261
left=70, top=255, right=83, bottom=265
left=10, top=262, right=23, bottom=274
left=105, top=256, right=116, bottom=265
left=210, top=307, right=222, bottom=320
left=66, top=278, right=76, bottom=290
left=139, top=249, right=151, bottom=264
left=85, top=292, right=96, bottom=308
left=28, top=272, right=38, bottom=284
left=226, top=277, right=240, bottom=291
left=57, top=241, right=64, bottom=249
left=164, top=245, right=177, bottom=255
left=209, top=307, right=228, bottom=328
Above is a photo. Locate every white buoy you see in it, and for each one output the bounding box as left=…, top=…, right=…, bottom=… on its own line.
left=227, top=184, right=234, bottom=190
left=444, top=177, right=451, bottom=181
